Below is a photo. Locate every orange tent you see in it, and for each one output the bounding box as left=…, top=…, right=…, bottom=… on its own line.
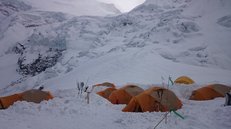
left=93, top=82, right=116, bottom=88
left=0, top=89, right=53, bottom=109
left=21, top=89, right=53, bottom=103
left=92, top=82, right=116, bottom=93
left=190, top=84, right=231, bottom=100
left=97, top=87, right=117, bottom=100
left=174, top=76, right=195, bottom=85
left=0, top=94, right=22, bottom=109
left=123, top=87, right=182, bottom=112
left=109, top=85, right=144, bottom=104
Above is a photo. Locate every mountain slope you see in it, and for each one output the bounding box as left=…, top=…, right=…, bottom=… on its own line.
left=0, top=0, right=231, bottom=94
left=20, top=0, right=121, bottom=16
left=0, top=1, right=231, bottom=129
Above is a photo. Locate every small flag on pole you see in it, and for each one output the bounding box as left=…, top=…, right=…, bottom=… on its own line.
left=171, top=110, right=185, bottom=120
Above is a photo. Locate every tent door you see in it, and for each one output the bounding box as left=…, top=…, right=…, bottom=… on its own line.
left=134, top=104, right=142, bottom=112
left=225, top=93, right=231, bottom=106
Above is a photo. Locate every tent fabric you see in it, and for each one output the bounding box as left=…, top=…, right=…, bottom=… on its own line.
left=0, top=89, right=53, bottom=109
left=109, top=85, right=144, bottom=104
left=0, top=94, right=22, bottom=109
left=21, top=89, right=53, bottom=103
left=123, top=87, right=182, bottom=112
left=92, top=82, right=116, bottom=93
left=97, top=87, right=117, bottom=100
left=174, top=76, right=195, bottom=85
left=190, top=84, right=231, bottom=100
left=93, top=82, right=116, bottom=88
left=209, top=84, right=231, bottom=96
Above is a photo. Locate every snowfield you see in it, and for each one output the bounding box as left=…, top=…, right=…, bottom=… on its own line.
left=0, top=0, right=231, bottom=129
left=0, top=86, right=231, bottom=129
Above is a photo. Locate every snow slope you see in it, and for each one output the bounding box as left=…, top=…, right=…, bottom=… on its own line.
left=0, top=0, right=230, bottom=91
left=20, top=0, right=121, bottom=16
left=1, top=0, right=231, bottom=92
left=0, top=0, right=231, bottom=129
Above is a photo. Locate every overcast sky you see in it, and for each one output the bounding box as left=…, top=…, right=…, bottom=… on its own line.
left=98, top=0, right=145, bottom=12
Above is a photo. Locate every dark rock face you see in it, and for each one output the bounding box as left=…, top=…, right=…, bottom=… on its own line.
left=16, top=48, right=63, bottom=76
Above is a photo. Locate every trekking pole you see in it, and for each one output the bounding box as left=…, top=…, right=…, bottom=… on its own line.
left=86, top=91, right=90, bottom=104
left=154, top=112, right=170, bottom=129
left=76, top=80, right=80, bottom=95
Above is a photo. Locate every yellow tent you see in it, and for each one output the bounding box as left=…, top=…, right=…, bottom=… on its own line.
left=174, top=76, right=195, bottom=85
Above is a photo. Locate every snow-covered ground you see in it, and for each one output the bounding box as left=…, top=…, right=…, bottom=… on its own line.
left=0, top=0, right=231, bottom=129
left=0, top=86, right=230, bottom=129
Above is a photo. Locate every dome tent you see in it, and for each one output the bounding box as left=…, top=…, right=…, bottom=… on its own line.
left=92, top=82, right=116, bottom=93
left=0, top=89, right=53, bottom=109
left=123, top=87, right=182, bottom=112
left=93, top=82, right=116, bottom=88
left=109, top=85, right=144, bottom=104
left=21, top=89, right=53, bottom=103
left=190, top=84, right=231, bottom=100
left=174, top=76, right=195, bottom=85
left=97, top=87, right=117, bottom=100
left=0, top=94, right=22, bottom=109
